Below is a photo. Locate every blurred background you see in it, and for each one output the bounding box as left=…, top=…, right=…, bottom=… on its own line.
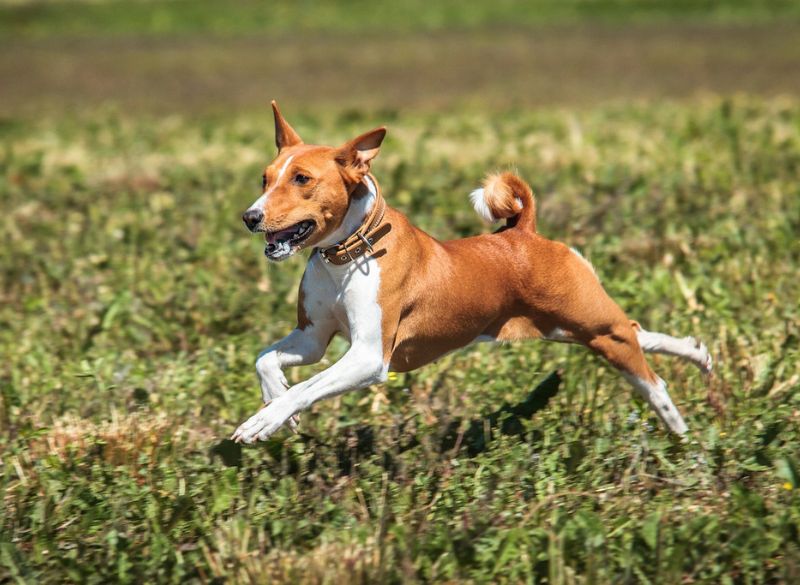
left=2, top=0, right=800, bottom=116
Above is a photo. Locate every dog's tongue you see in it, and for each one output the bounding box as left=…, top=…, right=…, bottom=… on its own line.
left=267, top=226, right=296, bottom=244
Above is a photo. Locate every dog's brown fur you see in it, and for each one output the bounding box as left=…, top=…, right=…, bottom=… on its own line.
left=233, top=103, right=711, bottom=442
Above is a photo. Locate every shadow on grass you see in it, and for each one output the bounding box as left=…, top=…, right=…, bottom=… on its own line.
left=438, top=369, right=562, bottom=456
left=211, top=370, right=562, bottom=471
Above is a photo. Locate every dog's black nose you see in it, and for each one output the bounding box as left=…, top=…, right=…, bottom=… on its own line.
left=242, top=209, right=264, bottom=231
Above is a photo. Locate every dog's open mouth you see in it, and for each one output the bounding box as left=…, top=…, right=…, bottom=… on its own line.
left=264, top=220, right=316, bottom=260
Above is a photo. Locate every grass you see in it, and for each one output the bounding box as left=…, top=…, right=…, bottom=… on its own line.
left=4, top=0, right=800, bottom=118
left=5, top=23, right=800, bottom=117
left=3, top=0, right=800, bottom=40
left=1, top=96, right=799, bottom=582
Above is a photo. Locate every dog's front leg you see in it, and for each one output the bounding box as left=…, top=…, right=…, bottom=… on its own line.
left=232, top=343, right=387, bottom=443
left=255, top=325, right=332, bottom=404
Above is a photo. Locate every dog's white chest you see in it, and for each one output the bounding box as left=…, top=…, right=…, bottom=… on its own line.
left=302, top=254, right=383, bottom=347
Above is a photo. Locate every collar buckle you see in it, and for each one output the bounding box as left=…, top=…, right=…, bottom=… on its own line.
left=356, top=232, right=374, bottom=253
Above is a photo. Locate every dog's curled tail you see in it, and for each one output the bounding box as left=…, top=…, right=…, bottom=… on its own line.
left=469, top=172, right=536, bottom=231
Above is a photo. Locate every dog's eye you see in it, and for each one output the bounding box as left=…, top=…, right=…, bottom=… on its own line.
left=261, top=175, right=267, bottom=189
left=293, top=173, right=311, bottom=185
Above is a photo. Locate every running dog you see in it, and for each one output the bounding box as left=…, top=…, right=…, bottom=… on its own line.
left=232, top=102, right=712, bottom=443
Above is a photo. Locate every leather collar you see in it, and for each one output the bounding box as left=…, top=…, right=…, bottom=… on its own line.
left=317, top=174, right=390, bottom=266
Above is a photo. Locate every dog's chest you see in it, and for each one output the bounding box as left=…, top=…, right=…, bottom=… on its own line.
left=301, top=255, right=383, bottom=344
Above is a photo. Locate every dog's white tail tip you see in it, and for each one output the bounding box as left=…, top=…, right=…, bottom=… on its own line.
left=469, top=187, right=497, bottom=223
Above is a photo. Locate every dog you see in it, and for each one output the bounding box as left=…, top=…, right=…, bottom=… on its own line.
left=231, top=102, right=712, bottom=444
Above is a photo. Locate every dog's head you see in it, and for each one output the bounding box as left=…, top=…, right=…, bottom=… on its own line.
left=242, top=101, right=386, bottom=262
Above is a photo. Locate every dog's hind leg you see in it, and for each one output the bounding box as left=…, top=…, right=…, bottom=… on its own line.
left=630, top=321, right=712, bottom=375
left=587, top=323, right=688, bottom=435
left=488, top=314, right=689, bottom=433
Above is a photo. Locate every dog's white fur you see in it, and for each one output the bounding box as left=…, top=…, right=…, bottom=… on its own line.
left=234, top=181, right=388, bottom=443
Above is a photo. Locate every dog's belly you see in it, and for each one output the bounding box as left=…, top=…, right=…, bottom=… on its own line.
left=388, top=312, right=551, bottom=372
left=389, top=331, right=480, bottom=372
left=386, top=282, right=508, bottom=371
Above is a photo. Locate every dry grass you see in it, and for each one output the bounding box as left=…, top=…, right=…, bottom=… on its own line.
left=201, top=523, right=384, bottom=585
left=26, top=412, right=182, bottom=465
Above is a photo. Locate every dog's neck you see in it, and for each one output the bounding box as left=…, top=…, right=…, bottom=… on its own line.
left=314, top=175, right=378, bottom=248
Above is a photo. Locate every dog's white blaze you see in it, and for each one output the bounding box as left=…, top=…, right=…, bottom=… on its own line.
left=247, top=154, right=295, bottom=212
left=636, top=328, right=712, bottom=374
left=275, top=154, right=295, bottom=185
left=246, top=193, right=267, bottom=214
left=622, top=372, right=688, bottom=435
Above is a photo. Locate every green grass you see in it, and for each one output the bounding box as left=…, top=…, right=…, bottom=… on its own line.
left=3, top=0, right=800, bottom=39
left=1, top=97, right=799, bottom=582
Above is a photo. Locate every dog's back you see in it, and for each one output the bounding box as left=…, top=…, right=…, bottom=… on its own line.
left=380, top=173, right=621, bottom=371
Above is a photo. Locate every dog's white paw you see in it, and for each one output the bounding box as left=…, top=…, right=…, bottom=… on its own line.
left=701, top=349, right=713, bottom=376
left=231, top=403, right=295, bottom=444
left=690, top=338, right=713, bottom=376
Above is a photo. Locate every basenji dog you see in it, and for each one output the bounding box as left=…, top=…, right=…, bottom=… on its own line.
left=232, top=102, right=712, bottom=443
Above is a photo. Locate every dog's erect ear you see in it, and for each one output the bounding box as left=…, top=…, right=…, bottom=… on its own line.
left=271, top=100, right=303, bottom=151
left=335, top=127, right=386, bottom=183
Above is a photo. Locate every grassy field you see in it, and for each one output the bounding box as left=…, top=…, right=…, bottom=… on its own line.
left=2, top=0, right=800, bottom=583
left=4, top=24, right=800, bottom=117
left=3, top=0, right=800, bottom=116
left=1, top=97, right=799, bottom=582
left=4, top=0, right=800, bottom=39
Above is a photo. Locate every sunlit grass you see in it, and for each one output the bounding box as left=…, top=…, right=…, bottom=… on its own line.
left=1, top=96, right=799, bottom=582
